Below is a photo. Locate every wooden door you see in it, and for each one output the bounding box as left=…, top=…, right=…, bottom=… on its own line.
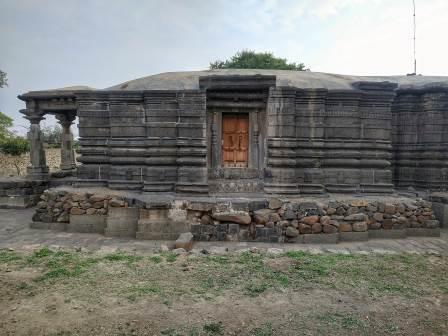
left=222, top=114, right=249, bottom=167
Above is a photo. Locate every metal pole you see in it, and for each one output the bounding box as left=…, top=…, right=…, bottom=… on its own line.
left=413, top=0, right=417, bottom=74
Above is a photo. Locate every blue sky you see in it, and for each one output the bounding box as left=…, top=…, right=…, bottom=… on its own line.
left=1, top=0, right=447, bottom=132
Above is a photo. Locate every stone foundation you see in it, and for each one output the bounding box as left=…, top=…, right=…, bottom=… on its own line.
left=0, top=179, right=47, bottom=209
left=31, top=188, right=440, bottom=243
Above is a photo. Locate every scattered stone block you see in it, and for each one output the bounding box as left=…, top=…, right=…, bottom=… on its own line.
left=175, top=232, right=194, bottom=251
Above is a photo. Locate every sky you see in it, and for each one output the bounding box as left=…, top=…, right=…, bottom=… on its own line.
left=1, top=0, right=448, bottom=133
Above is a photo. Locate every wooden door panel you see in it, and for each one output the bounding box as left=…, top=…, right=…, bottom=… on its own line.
left=222, top=114, right=248, bottom=167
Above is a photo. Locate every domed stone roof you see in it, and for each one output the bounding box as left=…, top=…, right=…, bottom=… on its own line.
left=105, top=69, right=448, bottom=91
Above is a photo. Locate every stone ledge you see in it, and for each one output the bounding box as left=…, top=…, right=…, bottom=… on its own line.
left=406, top=228, right=441, bottom=237
left=68, top=214, right=106, bottom=234
left=30, top=221, right=66, bottom=231
left=301, top=233, right=339, bottom=244
left=369, top=229, right=407, bottom=239
left=339, top=232, right=369, bottom=242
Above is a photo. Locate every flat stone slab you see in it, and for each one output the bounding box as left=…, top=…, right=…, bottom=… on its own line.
left=68, top=214, right=106, bottom=234
left=301, top=233, right=339, bottom=244
left=339, top=232, right=369, bottom=242
left=406, top=228, right=440, bottom=237
left=369, top=229, right=407, bottom=239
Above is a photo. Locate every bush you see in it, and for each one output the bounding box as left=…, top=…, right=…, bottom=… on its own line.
left=0, top=136, right=29, bottom=156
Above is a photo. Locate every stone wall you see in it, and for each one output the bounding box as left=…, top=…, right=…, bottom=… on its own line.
left=32, top=188, right=440, bottom=242
left=74, top=78, right=400, bottom=196
left=76, top=91, right=208, bottom=194
left=0, top=148, right=64, bottom=177
left=392, top=88, right=448, bottom=190
left=188, top=198, right=439, bottom=243
left=0, top=179, right=47, bottom=208
left=32, top=189, right=124, bottom=223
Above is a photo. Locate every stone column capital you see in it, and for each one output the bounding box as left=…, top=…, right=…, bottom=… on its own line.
left=21, top=109, right=45, bottom=124
left=55, top=112, right=76, bottom=127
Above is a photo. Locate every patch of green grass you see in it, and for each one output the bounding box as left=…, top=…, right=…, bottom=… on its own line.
left=26, top=246, right=54, bottom=264
left=318, top=312, right=367, bottom=331
left=125, top=283, right=162, bottom=301
left=244, top=281, right=271, bottom=297
left=28, top=250, right=100, bottom=282
left=203, top=322, right=224, bottom=335
left=0, top=250, right=22, bottom=263
left=206, top=255, right=229, bottom=264
left=103, top=252, right=142, bottom=264
left=163, top=252, right=177, bottom=263
left=249, top=322, right=273, bottom=336
left=149, top=255, right=162, bottom=263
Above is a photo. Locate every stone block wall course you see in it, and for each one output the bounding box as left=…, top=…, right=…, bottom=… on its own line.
left=31, top=188, right=440, bottom=242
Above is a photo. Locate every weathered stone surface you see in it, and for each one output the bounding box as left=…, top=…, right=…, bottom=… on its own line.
left=384, top=204, right=396, bottom=214
left=89, top=195, right=105, bottom=203
left=326, top=207, right=336, bottom=215
left=368, top=222, right=382, bottom=230
left=268, top=198, right=282, bottom=210
left=339, top=222, right=352, bottom=232
left=382, top=219, right=394, bottom=230
left=268, top=213, right=281, bottom=223
left=350, top=200, right=369, bottom=207
left=425, top=220, right=439, bottom=228
left=373, top=212, right=384, bottom=222
left=322, top=223, right=338, bottom=234
left=285, top=226, right=299, bottom=237
left=86, top=208, right=96, bottom=215
left=70, top=207, right=86, bottom=215
left=311, top=223, right=322, bottom=233
left=320, top=215, right=331, bottom=225
left=344, top=213, right=367, bottom=222
left=298, top=223, right=312, bottom=234
left=200, top=214, right=211, bottom=225
left=212, top=211, right=251, bottom=225
left=109, top=198, right=125, bottom=207
left=300, top=215, right=319, bottom=225
left=352, top=221, right=368, bottom=232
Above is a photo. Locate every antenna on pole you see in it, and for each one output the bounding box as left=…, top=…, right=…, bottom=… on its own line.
left=412, top=0, right=417, bottom=75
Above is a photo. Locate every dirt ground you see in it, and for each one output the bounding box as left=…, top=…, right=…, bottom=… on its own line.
left=0, top=247, right=447, bottom=336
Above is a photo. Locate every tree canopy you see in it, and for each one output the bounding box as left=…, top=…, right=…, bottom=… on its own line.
left=210, top=50, right=308, bottom=71
left=0, top=70, right=7, bottom=88
left=0, top=112, right=13, bottom=141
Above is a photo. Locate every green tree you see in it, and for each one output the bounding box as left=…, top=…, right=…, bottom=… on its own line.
left=42, top=124, right=62, bottom=146
left=0, top=70, right=7, bottom=88
left=0, top=111, right=13, bottom=141
left=210, top=50, right=308, bottom=71
left=0, top=136, right=30, bottom=175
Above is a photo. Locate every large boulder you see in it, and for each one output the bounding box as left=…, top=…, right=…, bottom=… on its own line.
left=268, top=198, right=283, bottom=210
left=253, top=208, right=275, bottom=225
left=300, top=215, right=319, bottom=225
left=285, top=226, right=299, bottom=237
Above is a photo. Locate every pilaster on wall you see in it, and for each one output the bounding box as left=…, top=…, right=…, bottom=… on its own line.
left=76, top=93, right=110, bottom=187
left=264, top=87, right=303, bottom=195
left=176, top=91, right=208, bottom=195
left=143, top=91, right=208, bottom=195
left=392, top=88, right=448, bottom=190
left=264, top=82, right=396, bottom=195
left=143, top=91, right=179, bottom=193
left=107, top=94, right=146, bottom=190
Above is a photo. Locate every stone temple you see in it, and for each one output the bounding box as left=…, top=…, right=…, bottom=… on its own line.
left=3, top=69, right=448, bottom=243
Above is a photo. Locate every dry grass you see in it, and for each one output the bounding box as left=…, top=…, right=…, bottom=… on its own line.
left=0, top=248, right=447, bottom=335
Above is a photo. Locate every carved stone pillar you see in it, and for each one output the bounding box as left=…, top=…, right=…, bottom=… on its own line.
left=56, top=113, right=76, bottom=172
left=22, top=110, right=49, bottom=179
